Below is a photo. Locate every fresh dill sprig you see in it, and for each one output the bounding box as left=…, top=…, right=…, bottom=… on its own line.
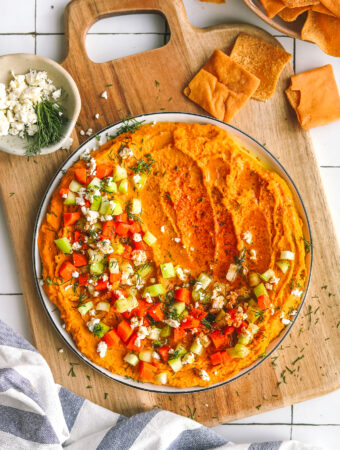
left=25, top=100, right=68, bottom=156
left=131, top=154, right=154, bottom=174
left=114, top=117, right=145, bottom=137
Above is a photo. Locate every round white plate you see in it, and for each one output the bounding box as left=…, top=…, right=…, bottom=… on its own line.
left=33, top=112, right=313, bottom=394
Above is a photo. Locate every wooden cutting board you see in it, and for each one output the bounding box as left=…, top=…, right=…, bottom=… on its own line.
left=0, top=0, right=339, bottom=426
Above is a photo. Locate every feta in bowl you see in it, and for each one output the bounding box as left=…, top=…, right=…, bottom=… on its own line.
left=0, top=53, right=81, bottom=156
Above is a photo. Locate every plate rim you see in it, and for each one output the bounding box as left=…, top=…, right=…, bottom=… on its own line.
left=32, top=111, right=313, bottom=394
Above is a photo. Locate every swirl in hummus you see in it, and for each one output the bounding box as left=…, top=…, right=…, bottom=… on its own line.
left=38, top=122, right=307, bottom=387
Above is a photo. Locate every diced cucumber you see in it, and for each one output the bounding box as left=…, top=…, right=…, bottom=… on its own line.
left=93, top=322, right=110, bottom=338
left=112, top=243, right=125, bottom=255
left=175, top=344, right=187, bottom=357
left=113, top=165, right=127, bottom=182
left=276, top=260, right=290, bottom=273
left=190, top=338, right=203, bottom=355
left=124, top=352, right=139, bottom=366
left=143, top=284, right=165, bottom=297
left=149, top=327, right=161, bottom=340
left=226, top=264, right=238, bottom=282
left=228, top=343, right=250, bottom=359
left=112, top=201, right=123, bottom=216
left=90, top=195, right=102, bottom=211
left=200, top=334, right=211, bottom=348
left=64, top=191, right=76, bottom=205
left=215, top=309, right=226, bottom=324
left=254, top=283, right=267, bottom=298
left=109, top=258, right=119, bottom=274
left=168, top=356, right=182, bottom=373
left=198, top=273, right=212, bottom=290
left=249, top=272, right=261, bottom=287
left=131, top=198, right=142, bottom=215
left=143, top=231, right=157, bottom=246
left=99, top=198, right=113, bottom=215
left=160, top=325, right=171, bottom=338
left=104, top=179, right=117, bottom=193
left=155, top=372, right=167, bottom=384
left=133, top=173, right=147, bottom=191
left=139, top=350, right=153, bottom=363
left=128, top=286, right=138, bottom=297
left=91, top=222, right=102, bottom=233
left=246, top=299, right=261, bottom=323
left=160, top=262, right=175, bottom=279
left=115, top=295, right=138, bottom=313
left=201, top=292, right=212, bottom=305
left=90, top=262, right=104, bottom=275
left=179, top=309, right=188, bottom=320
left=118, top=179, right=128, bottom=194
left=96, top=301, right=110, bottom=312
left=136, top=263, right=152, bottom=279
left=87, top=177, right=102, bottom=190
left=69, top=179, right=82, bottom=193
left=88, top=249, right=105, bottom=264
left=192, top=289, right=204, bottom=302
left=54, top=237, right=72, bottom=254
left=279, top=250, right=295, bottom=261
left=260, top=269, right=275, bottom=282
left=238, top=333, right=252, bottom=346
left=170, top=302, right=186, bottom=317
left=77, top=301, right=93, bottom=316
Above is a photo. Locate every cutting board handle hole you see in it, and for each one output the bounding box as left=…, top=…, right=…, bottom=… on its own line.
left=85, top=13, right=170, bottom=63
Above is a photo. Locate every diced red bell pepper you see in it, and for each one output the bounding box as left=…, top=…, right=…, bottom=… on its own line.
left=59, top=261, right=77, bottom=281
left=102, top=329, right=120, bottom=347
left=124, top=300, right=150, bottom=319
left=180, top=317, right=201, bottom=329
left=84, top=200, right=91, bottom=208
left=257, top=294, right=270, bottom=310
left=115, top=213, right=128, bottom=223
left=236, top=320, right=248, bottom=334
left=158, top=345, right=170, bottom=361
left=72, top=253, right=88, bottom=267
left=59, top=187, right=70, bottom=198
left=112, top=290, right=124, bottom=301
left=117, top=320, right=133, bottom=342
left=190, top=307, right=208, bottom=320
left=133, top=240, right=147, bottom=251
left=78, top=273, right=89, bottom=286
left=172, top=327, right=186, bottom=345
left=95, top=280, right=108, bottom=291
left=74, top=230, right=81, bottom=242
left=210, top=330, right=227, bottom=349
left=126, top=332, right=144, bottom=352
left=109, top=273, right=121, bottom=284
left=122, top=245, right=132, bottom=259
left=129, top=221, right=142, bottom=233
left=143, top=317, right=150, bottom=327
left=139, top=361, right=155, bottom=382
left=102, top=220, right=115, bottom=239
left=224, top=326, right=235, bottom=335
left=209, top=350, right=231, bottom=366
left=64, top=212, right=81, bottom=227
left=147, top=303, right=164, bottom=322
left=96, top=164, right=113, bottom=179
left=174, top=287, right=192, bottom=304
left=75, top=168, right=87, bottom=184
left=115, top=223, right=131, bottom=236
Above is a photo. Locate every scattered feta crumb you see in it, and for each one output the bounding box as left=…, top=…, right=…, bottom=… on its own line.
left=281, top=318, right=291, bottom=326
left=58, top=348, right=64, bottom=353
left=101, top=90, right=108, bottom=99
left=97, top=239, right=114, bottom=254
left=130, top=317, right=143, bottom=329
left=131, top=250, right=147, bottom=265
left=250, top=249, right=257, bottom=260
left=89, top=309, right=96, bottom=317
left=211, top=295, right=224, bottom=310
left=160, top=226, right=165, bottom=233
left=133, top=174, right=142, bottom=184
left=94, top=113, right=99, bottom=119
left=97, top=341, right=107, bottom=358
left=182, top=352, right=195, bottom=365
left=265, top=283, right=273, bottom=291
left=144, top=292, right=153, bottom=303
left=242, top=231, right=252, bottom=244
left=133, top=233, right=142, bottom=242
left=135, top=326, right=150, bottom=346
left=86, top=318, right=100, bottom=332
left=164, top=319, right=180, bottom=328
left=86, top=128, right=93, bottom=136
left=119, top=147, right=133, bottom=159
left=72, top=271, right=79, bottom=278
left=291, top=289, right=303, bottom=297
left=152, top=351, right=160, bottom=360
left=175, top=266, right=187, bottom=282
left=199, top=370, right=210, bottom=381
left=173, top=237, right=181, bottom=243
left=80, top=130, right=85, bottom=136
left=61, top=137, right=73, bottom=150
left=150, top=278, right=156, bottom=283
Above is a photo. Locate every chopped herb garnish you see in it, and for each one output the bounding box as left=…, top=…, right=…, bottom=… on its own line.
left=93, top=323, right=105, bottom=337
left=187, top=406, right=196, bottom=419
left=256, top=404, right=262, bottom=410
left=131, top=154, right=154, bottom=174
left=114, top=117, right=144, bottom=138
left=104, top=392, right=108, bottom=399
left=9, top=192, right=15, bottom=197
left=154, top=80, right=160, bottom=87
left=67, top=362, right=79, bottom=377
left=292, top=355, right=304, bottom=365
left=301, top=237, right=312, bottom=254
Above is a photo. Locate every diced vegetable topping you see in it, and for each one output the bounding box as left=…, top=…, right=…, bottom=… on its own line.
left=279, top=251, right=295, bottom=261
left=160, top=262, right=175, bottom=279
left=54, top=237, right=72, bottom=254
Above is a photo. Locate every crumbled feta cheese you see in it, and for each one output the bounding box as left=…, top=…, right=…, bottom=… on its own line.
left=152, top=351, right=160, bottom=360
left=88, top=157, right=97, bottom=176
left=135, top=326, right=150, bottom=346
left=101, top=90, right=108, bottom=99
left=86, top=318, right=100, bottom=332
left=164, top=319, right=180, bottom=328
left=72, top=271, right=79, bottom=278
left=131, top=250, right=147, bottom=265
left=61, top=137, right=73, bottom=150
left=250, top=249, right=257, bottom=260
left=130, top=317, right=143, bottom=329
left=133, top=233, right=142, bottom=242
left=58, top=348, right=64, bottom=353
left=94, top=113, right=99, bottom=119
left=281, top=318, right=291, bottom=326
left=97, top=341, right=107, bottom=358
left=85, top=209, right=100, bottom=225
left=160, top=226, right=165, bottom=233
left=61, top=193, right=67, bottom=199
left=270, top=275, right=280, bottom=285
left=144, top=292, right=153, bottom=303
left=190, top=247, right=195, bottom=251
left=86, top=128, right=93, bottom=136
left=182, top=352, right=195, bottom=365
left=211, top=295, right=224, bottom=310
left=81, top=148, right=90, bottom=160
left=0, top=111, right=9, bottom=136
left=97, top=239, right=114, bottom=254
left=52, top=88, right=61, bottom=100
left=102, top=273, right=108, bottom=282
left=76, top=196, right=85, bottom=206
left=175, top=266, right=187, bottom=282
left=89, top=309, right=96, bottom=317
left=94, top=292, right=99, bottom=297
left=265, top=283, right=273, bottom=291
left=199, top=370, right=210, bottom=381
left=80, top=129, right=85, bottom=136
left=119, top=147, right=133, bottom=159
left=133, top=174, right=142, bottom=184
left=173, top=237, right=181, bottom=243
left=291, top=289, right=303, bottom=297
left=242, top=231, right=252, bottom=244
left=290, top=309, right=297, bottom=316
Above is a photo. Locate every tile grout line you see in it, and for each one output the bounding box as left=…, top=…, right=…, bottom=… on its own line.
left=290, top=405, right=294, bottom=439
left=293, top=38, right=296, bottom=73
left=34, top=0, right=37, bottom=54
left=0, top=293, right=23, bottom=296
left=221, top=423, right=340, bottom=426
left=0, top=32, right=170, bottom=36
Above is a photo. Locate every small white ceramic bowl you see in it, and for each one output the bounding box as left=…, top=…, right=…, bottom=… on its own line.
left=0, top=53, right=81, bottom=156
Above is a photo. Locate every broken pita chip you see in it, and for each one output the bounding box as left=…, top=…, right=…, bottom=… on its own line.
left=301, top=10, right=340, bottom=57
left=278, top=6, right=310, bottom=21
left=282, top=0, right=318, bottom=6
left=312, top=3, right=336, bottom=16
left=183, top=50, right=260, bottom=122
left=286, top=64, right=340, bottom=130
left=230, top=33, right=292, bottom=101
left=319, top=0, right=340, bottom=17
left=259, top=0, right=285, bottom=18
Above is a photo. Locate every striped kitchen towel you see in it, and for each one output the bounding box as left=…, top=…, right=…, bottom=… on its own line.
left=0, top=319, right=322, bottom=450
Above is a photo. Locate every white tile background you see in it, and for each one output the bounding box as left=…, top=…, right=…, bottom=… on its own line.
left=0, top=0, right=339, bottom=448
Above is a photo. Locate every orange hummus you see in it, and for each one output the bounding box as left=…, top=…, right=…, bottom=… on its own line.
left=38, top=122, right=307, bottom=387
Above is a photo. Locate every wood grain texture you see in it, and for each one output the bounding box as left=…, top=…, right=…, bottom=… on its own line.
left=0, top=0, right=339, bottom=426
